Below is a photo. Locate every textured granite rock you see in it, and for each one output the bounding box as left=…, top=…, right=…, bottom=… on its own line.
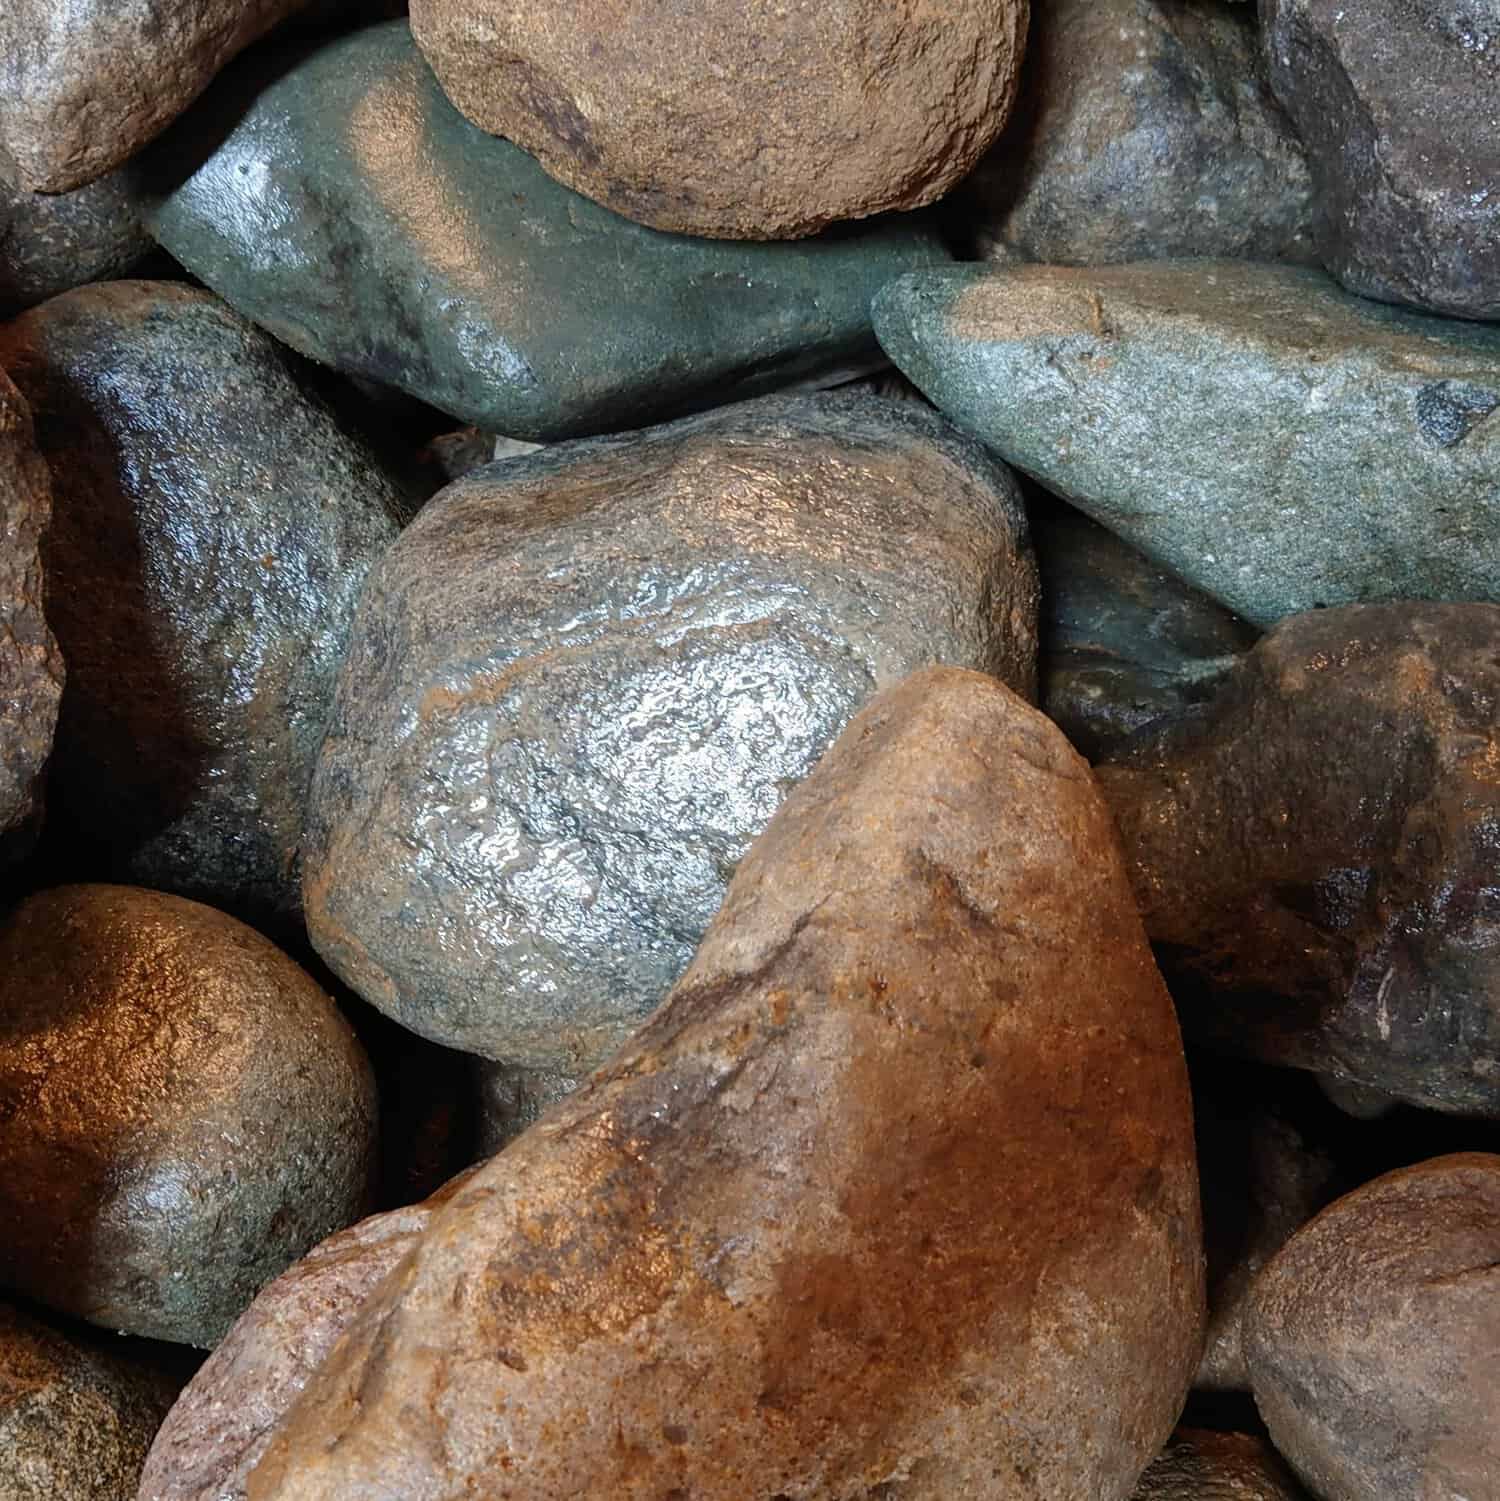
left=304, top=392, right=1038, bottom=1071
left=408, top=0, right=1026, bottom=240
left=0, top=0, right=318, bottom=193
left=144, top=21, right=952, bottom=442
left=1132, top=1430, right=1310, bottom=1499
left=964, top=0, right=1315, bottom=265
left=1035, top=502, right=1256, bottom=762
left=0, top=1301, right=179, bottom=1501
left=0, top=366, right=63, bottom=865
left=251, top=666, right=1204, bottom=1500
left=874, top=260, right=1500, bottom=627
left=1096, top=604, right=1500, bottom=1116
left=1246, top=1154, right=1500, bottom=1499
left=0, top=281, right=408, bottom=922
left=0, top=884, right=377, bottom=1347
left=1263, top=0, right=1500, bottom=321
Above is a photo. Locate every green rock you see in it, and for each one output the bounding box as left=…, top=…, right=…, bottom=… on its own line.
left=874, top=260, right=1500, bottom=627
left=144, top=22, right=950, bottom=443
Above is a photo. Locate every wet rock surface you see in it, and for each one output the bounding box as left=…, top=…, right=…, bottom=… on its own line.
left=1132, top=1429, right=1310, bottom=1499
left=304, top=392, right=1038, bottom=1072
left=1096, top=604, right=1500, bottom=1116
left=1246, top=1153, right=1500, bottom=1499
left=250, top=667, right=1204, bottom=1500
left=874, top=259, right=1500, bottom=627
left=0, top=281, right=408, bottom=921
left=0, top=884, right=377, bottom=1347
left=144, top=22, right=951, bottom=443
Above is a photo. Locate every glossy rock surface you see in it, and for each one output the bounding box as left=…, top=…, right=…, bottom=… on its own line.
left=303, top=392, right=1038, bottom=1071
left=0, top=281, right=408, bottom=921
left=0, top=884, right=377, bottom=1347
left=875, top=260, right=1500, bottom=627
left=250, top=667, right=1203, bottom=1500
left=145, top=22, right=952, bottom=442
left=1132, top=1430, right=1310, bottom=1499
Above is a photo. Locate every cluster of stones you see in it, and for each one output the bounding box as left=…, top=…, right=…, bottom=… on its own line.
left=0, top=1, right=1496, bottom=1499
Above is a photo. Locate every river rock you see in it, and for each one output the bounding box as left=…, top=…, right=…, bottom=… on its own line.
left=0, top=1301, right=179, bottom=1501
left=0, top=884, right=377, bottom=1347
left=1035, top=502, right=1256, bottom=761
left=874, top=259, right=1500, bottom=627
left=408, top=0, right=1026, bottom=240
left=144, top=22, right=952, bottom=442
left=1246, top=1153, right=1500, bottom=1499
left=303, top=392, right=1038, bottom=1071
left=0, top=0, right=318, bottom=193
left=1263, top=0, right=1500, bottom=321
left=0, top=367, right=62, bottom=865
left=1132, top=1430, right=1310, bottom=1499
left=473, top=1061, right=578, bottom=1158
left=963, top=0, right=1315, bottom=265
left=1096, top=603, right=1500, bottom=1116
left=252, top=666, right=1204, bottom=1499
left=0, top=281, right=408, bottom=921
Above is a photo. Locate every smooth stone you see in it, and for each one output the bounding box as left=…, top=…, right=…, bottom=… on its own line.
left=473, top=1061, right=578, bottom=1158
left=874, top=259, right=1500, bottom=628
left=1246, top=1153, right=1500, bottom=1498
left=0, top=884, right=377, bottom=1347
left=0, top=1301, right=179, bottom=1501
left=1316, top=1073, right=1401, bottom=1122
left=1035, top=502, right=1256, bottom=762
left=408, top=0, right=1026, bottom=240
left=1263, top=0, right=1500, bottom=321
left=250, top=667, right=1204, bottom=1500
left=1132, top=1429, right=1310, bottom=1499
left=0, top=366, right=63, bottom=865
left=144, top=21, right=953, bottom=442
left=0, top=166, right=154, bottom=316
left=303, top=391, right=1038, bottom=1071
left=1096, top=603, right=1500, bottom=1116
left=963, top=0, right=1315, bottom=265
left=0, top=281, right=408, bottom=922
left=0, top=0, right=317, bottom=193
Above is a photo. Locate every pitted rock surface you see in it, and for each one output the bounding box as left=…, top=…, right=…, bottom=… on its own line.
left=303, top=392, right=1038, bottom=1071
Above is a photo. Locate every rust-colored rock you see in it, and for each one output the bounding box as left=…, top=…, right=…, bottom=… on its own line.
left=1132, top=1429, right=1310, bottom=1499
left=408, top=0, right=1029, bottom=239
left=249, top=666, right=1203, bottom=1500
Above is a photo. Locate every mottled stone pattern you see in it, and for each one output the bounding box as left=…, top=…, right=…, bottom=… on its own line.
left=1097, top=604, right=1500, bottom=1116
left=0, top=281, right=408, bottom=921
left=1132, top=1429, right=1310, bottom=1499
left=0, top=884, right=377, bottom=1347
left=250, top=668, right=1204, bottom=1500
left=304, top=392, right=1038, bottom=1072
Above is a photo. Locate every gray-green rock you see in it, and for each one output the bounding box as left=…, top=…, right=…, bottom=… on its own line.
left=874, top=260, right=1500, bottom=628
left=473, top=1062, right=578, bottom=1158
left=303, top=392, right=1037, bottom=1072
left=143, top=21, right=951, bottom=443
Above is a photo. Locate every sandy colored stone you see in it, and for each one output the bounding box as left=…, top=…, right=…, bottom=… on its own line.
left=252, top=666, right=1204, bottom=1500
left=408, top=0, right=1027, bottom=239
left=1132, top=1429, right=1309, bottom=1499
left=1246, top=1153, right=1500, bottom=1499
left=0, top=884, right=377, bottom=1347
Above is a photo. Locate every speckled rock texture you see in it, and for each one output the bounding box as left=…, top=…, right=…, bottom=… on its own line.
left=0, top=1300, right=180, bottom=1501
left=0, top=367, right=63, bottom=866
left=144, top=22, right=951, bottom=442
left=874, top=260, right=1500, bottom=628
left=1096, top=604, right=1500, bottom=1116
left=1035, top=503, right=1256, bottom=762
left=0, top=0, right=319, bottom=193
left=1246, top=1154, right=1500, bottom=1499
left=1262, top=0, right=1500, bottom=321
left=1131, top=1430, right=1310, bottom=1499
left=408, top=0, right=1026, bottom=240
left=0, top=166, right=154, bottom=317
left=304, top=392, right=1039, bottom=1072
left=0, top=884, right=378, bottom=1348
left=0, top=281, right=408, bottom=922
left=964, top=0, right=1315, bottom=265
left=250, top=666, right=1204, bottom=1501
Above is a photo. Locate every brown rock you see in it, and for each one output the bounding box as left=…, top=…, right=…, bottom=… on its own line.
left=0, top=365, right=62, bottom=865
left=1245, top=1153, right=1500, bottom=1499
left=408, top=0, right=1028, bottom=239
left=0, top=884, right=378, bottom=1347
left=1132, top=1429, right=1310, bottom=1499
left=249, top=666, right=1204, bottom=1499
